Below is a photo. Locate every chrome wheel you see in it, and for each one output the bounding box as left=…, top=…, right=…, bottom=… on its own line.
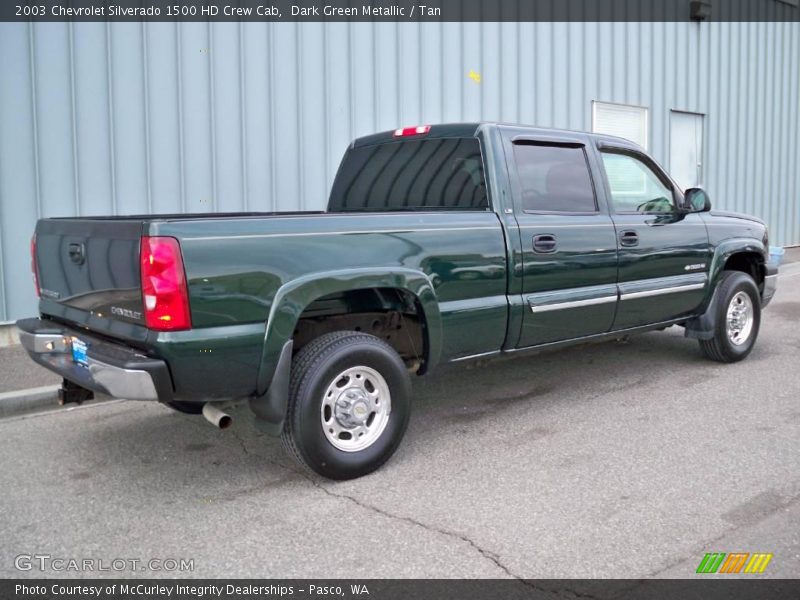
left=320, top=366, right=391, bottom=452
left=726, top=291, right=754, bottom=346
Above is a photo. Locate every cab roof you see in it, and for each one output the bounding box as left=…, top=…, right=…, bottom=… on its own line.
left=350, top=122, right=643, bottom=152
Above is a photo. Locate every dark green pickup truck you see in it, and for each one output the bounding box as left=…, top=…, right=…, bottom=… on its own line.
left=18, top=123, right=778, bottom=479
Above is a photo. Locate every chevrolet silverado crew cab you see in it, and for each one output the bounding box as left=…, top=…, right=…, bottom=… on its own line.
left=18, top=123, right=778, bottom=480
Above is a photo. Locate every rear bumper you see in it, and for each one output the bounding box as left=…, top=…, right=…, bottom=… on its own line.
left=16, top=318, right=173, bottom=402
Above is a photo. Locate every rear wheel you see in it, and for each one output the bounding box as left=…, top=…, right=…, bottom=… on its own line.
left=699, top=271, right=761, bottom=363
left=282, top=331, right=412, bottom=480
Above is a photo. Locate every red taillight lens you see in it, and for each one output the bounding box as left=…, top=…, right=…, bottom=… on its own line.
left=140, top=236, right=192, bottom=331
left=393, top=125, right=431, bottom=137
left=30, top=234, right=40, bottom=297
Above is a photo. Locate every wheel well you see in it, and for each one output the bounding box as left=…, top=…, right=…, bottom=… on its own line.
left=723, top=252, right=765, bottom=288
left=292, top=288, right=427, bottom=373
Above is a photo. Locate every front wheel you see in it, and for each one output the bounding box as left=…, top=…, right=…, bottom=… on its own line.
left=699, top=270, right=761, bottom=363
left=281, top=331, right=412, bottom=480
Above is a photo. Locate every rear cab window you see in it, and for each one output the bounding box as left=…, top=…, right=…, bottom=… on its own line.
left=328, top=137, right=489, bottom=212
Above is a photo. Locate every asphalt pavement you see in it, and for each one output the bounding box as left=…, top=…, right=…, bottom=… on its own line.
left=0, top=263, right=798, bottom=579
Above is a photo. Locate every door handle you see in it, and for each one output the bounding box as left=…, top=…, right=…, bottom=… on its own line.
left=533, top=234, right=557, bottom=253
left=68, top=242, right=86, bottom=265
left=619, top=230, right=639, bottom=247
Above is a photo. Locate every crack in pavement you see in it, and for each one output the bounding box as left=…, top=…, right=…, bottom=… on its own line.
left=229, top=429, right=640, bottom=598
left=230, top=428, right=541, bottom=584
left=310, top=480, right=522, bottom=580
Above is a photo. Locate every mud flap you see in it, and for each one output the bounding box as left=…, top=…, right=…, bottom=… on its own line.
left=249, top=340, right=293, bottom=436
left=684, top=280, right=722, bottom=341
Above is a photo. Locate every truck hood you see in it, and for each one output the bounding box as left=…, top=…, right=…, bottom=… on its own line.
left=708, top=210, right=766, bottom=227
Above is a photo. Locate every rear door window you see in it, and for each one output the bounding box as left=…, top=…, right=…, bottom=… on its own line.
left=512, top=143, right=598, bottom=213
left=329, top=138, right=488, bottom=212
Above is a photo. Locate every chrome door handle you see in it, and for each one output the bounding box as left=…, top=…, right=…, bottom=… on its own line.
left=533, top=234, right=557, bottom=253
left=619, top=230, right=639, bottom=247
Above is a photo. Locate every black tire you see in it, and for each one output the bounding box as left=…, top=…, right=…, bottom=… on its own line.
left=699, top=270, right=761, bottom=363
left=281, top=331, right=412, bottom=480
left=163, top=400, right=204, bottom=415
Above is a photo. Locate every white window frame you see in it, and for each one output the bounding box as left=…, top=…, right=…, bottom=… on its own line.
left=591, top=100, right=649, bottom=150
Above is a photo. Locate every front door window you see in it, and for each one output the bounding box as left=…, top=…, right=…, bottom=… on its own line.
left=601, top=152, right=674, bottom=214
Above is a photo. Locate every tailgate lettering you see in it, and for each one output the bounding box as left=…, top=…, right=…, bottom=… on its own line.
left=111, top=306, right=143, bottom=321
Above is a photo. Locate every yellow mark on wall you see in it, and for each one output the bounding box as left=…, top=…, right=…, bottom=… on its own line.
left=468, top=70, right=481, bottom=84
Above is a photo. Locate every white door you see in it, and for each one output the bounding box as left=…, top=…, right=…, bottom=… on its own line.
left=669, top=111, right=704, bottom=191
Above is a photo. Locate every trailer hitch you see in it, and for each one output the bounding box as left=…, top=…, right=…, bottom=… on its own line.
left=57, top=379, right=94, bottom=406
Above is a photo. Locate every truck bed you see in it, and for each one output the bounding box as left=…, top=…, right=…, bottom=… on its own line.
left=33, top=210, right=509, bottom=401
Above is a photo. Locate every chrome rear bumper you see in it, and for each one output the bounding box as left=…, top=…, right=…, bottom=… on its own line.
left=16, top=318, right=172, bottom=402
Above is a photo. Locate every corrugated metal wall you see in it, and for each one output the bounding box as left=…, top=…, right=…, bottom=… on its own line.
left=1, top=21, right=798, bottom=322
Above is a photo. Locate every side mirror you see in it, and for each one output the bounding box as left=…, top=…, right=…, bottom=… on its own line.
left=685, top=187, right=711, bottom=212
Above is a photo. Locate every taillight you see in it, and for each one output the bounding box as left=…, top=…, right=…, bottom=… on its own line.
left=140, top=236, right=192, bottom=331
left=30, top=234, right=40, bottom=297
left=393, top=125, right=431, bottom=137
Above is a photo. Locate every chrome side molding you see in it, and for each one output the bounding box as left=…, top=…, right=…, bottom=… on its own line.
left=529, top=295, right=617, bottom=313
left=620, top=282, right=706, bottom=301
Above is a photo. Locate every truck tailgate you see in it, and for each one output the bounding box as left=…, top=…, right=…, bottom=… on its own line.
left=34, top=218, right=145, bottom=335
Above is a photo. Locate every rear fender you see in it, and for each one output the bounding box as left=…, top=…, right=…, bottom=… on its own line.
left=250, top=268, right=440, bottom=432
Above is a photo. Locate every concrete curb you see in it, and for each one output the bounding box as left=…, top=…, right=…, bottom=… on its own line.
left=0, top=323, right=20, bottom=348
left=0, top=385, right=60, bottom=418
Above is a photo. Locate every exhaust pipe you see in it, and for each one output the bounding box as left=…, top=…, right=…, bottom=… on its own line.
left=202, top=403, right=232, bottom=429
